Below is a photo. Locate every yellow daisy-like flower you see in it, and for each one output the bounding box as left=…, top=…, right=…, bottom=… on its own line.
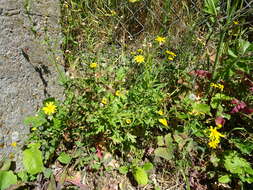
left=208, top=139, right=219, bottom=149
left=166, top=50, right=176, bottom=57
left=209, top=126, right=225, bottom=140
left=11, top=142, right=17, bottom=147
left=42, top=102, right=57, bottom=115
left=156, top=110, right=164, bottom=116
left=134, top=55, right=145, bottom=63
left=126, top=119, right=131, bottom=124
left=31, top=127, right=37, bottom=131
left=155, top=36, right=166, bottom=44
left=115, top=90, right=121, bottom=97
left=158, top=118, right=168, bottom=127
left=101, top=97, right=108, bottom=105
left=90, top=62, right=97, bottom=68
left=208, top=126, right=225, bottom=149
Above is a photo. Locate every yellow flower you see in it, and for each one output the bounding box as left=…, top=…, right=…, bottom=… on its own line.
left=137, top=49, right=143, bottom=53
left=158, top=118, right=168, bottom=127
left=42, top=102, right=57, bottom=115
left=208, top=139, right=219, bottom=149
left=168, top=57, right=174, bottom=61
left=233, top=20, right=239, bottom=25
left=130, top=51, right=136, bottom=55
left=126, top=119, right=131, bottom=124
left=134, top=55, right=145, bottom=63
left=217, top=84, right=224, bottom=91
left=90, top=62, right=97, bottom=68
left=101, top=97, right=108, bottom=105
left=31, top=127, right=37, bottom=131
left=129, top=0, right=139, bottom=2
left=208, top=126, right=225, bottom=149
left=166, top=50, right=176, bottom=57
left=210, top=83, right=224, bottom=91
left=209, top=126, right=225, bottom=140
left=115, top=90, right=121, bottom=96
left=155, top=36, right=166, bottom=44
left=11, top=142, right=17, bottom=147
left=156, top=110, right=164, bottom=116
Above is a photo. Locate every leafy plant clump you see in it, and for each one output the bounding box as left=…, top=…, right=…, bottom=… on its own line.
left=1, top=0, right=253, bottom=189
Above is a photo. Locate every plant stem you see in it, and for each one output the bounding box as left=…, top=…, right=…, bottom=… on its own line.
left=211, top=30, right=226, bottom=81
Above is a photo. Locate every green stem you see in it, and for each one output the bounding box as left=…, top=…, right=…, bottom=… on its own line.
left=211, top=31, right=226, bottom=81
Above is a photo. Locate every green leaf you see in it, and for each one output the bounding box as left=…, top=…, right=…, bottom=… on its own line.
left=237, top=39, right=251, bottom=55
left=210, top=153, right=220, bottom=167
left=203, top=0, right=220, bottom=16
left=43, top=168, right=53, bottom=179
left=218, top=175, right=231, bottom=183
left=23, top=143, right=44, bottom=175
left=143, top=162, right=153, bottom=171
left=24, top=115, right=47, bottom=128
left=157, top=136, right=164, bottom=146
left=57, top=152, right=72, bottom=164
left=17, top=171, right=28, bottom=182
left=224, top=151, right=253, bottom=175
left=228, top=49, right=237, bottom=58
left=192, top=103, right=211, bottom=115
left=0, top=160, right=11, bottom=171
left=132, top=167, right=148, bottom=186
left=164, top=133, right=173, bottom=147
left=230, top=139, right=253, bottom=155
left=154, top=147, right=174, bottom=160
left=119, top=166, right=129, bottom=175
left=0, top=171, right=17, bottom=190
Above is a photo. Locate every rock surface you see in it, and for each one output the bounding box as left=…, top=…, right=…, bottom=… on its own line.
left=0, top=0, right=63, bottom=168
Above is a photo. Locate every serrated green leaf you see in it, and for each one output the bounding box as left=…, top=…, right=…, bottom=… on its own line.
left=154, top=147, right=174, bottom=160
left=132, top=167, right=148, bottom=186
left=143, top=162, right=153, bottom=171
left=17, top=171, right=28, bottom=182
left=224, top=151, right=253, bottom=175
left=218, top=175, right=231, bottom=183
left=0, top=171, right=17, bottom=190
left=230, top=139, right=253, bottom=155
left=23, top=143, right=44, bottom=175
left=57, top=152, right=72, bottom=164
left=119, top=166, right=129, bottom=175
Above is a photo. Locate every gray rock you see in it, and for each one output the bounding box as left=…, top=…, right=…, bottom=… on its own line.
left=0, top=0, right=64, bottom=169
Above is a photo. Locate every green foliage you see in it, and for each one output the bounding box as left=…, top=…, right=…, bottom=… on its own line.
left=203, top=0, right=220, bottom=16
left=21, top=0, right=253, bottom=188
left=23, top=143, right=44, bottom=175
left=224, top=151, right=253, bottom=183
left=218, top=174, right=231, bottom=184
left=57, top=152, right=72, bottom=164
left=132, top=167, right=148, bottom=186
left=0, top=171, right=17, bottom=190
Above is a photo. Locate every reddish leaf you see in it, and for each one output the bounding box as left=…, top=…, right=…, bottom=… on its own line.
left=189, top=70, right=212, bottom=79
